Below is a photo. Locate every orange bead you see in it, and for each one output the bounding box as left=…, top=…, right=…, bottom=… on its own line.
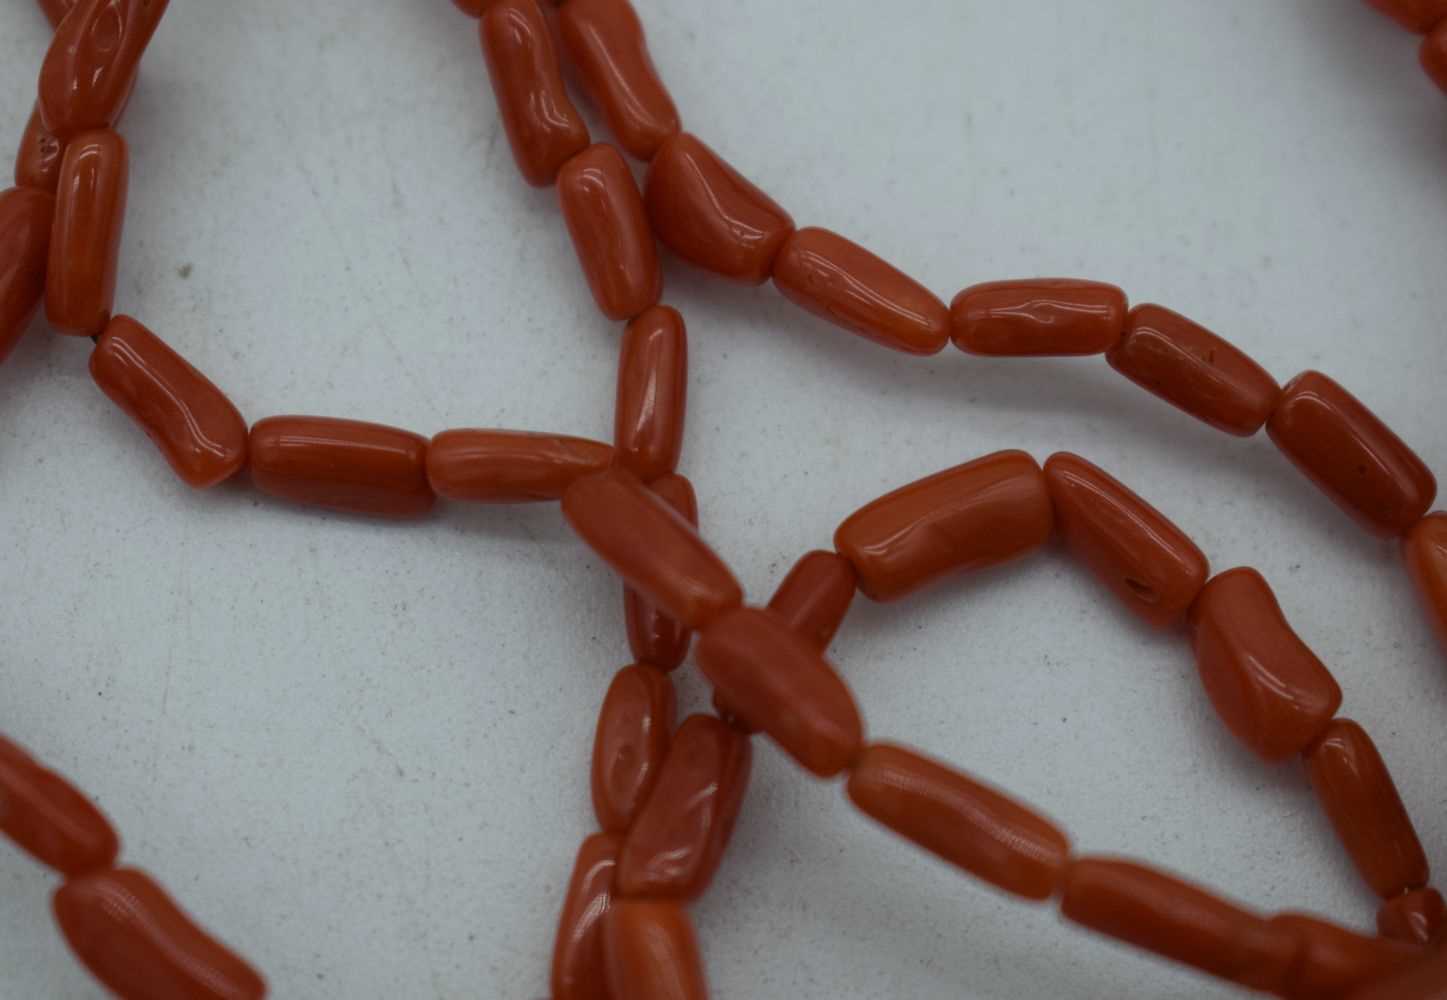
left=1043, top=452, right=1208, bottom=628
left=1059, top=857, right=1297, bottom=992
left=771, top=227, right=950, bottom=355
left=0, top=734, right=117, bottom=876
left=425, top=429, right=613, bottom=502
left=697, top=607, right=864, bottom=778
left=15, top=104, right=65, bottom=194
left=90, top=316, right=248, bottom=488
left=550, top=832, right=621, bottom=1000
left=1368, top=0, right=1447, bottom=31
left=614, top=305, right=686, bottom=482
left=950, top=278, right=1127, bottom=356
left=1270, top=913, right=1417, bottom=1000
left=54, top=867, right=265, bottom=1000
left=559, top=144, right=661, bottom=321
left=833, top=450, right=1053, bottom=602
left=37, top=0, right=77, bottom=28
left=563, top=467, right=742, bottom=629
left=1350, top=943, right=1447, bottom=1000
left=1268, top=371, right=1436, bottom=538
left=46, top=129, right=127, bottom=336
left=766, top=549, right=857, bottom=651
left=645, top=133, right=794, bottom=285
left=603, top=901, right=708, bottom=1000
left=479, top=0, right=590, bottom=186
left=616, top=714, right=751, bottom=900
left=38, top=0, right=168, bottom=139
left=1426, top=23, right=1447, bottom=91
left=848, top=743, right=1070, bottom=900
left=1106, top=304, right=1280, bottom=436
left=622, top=473, right=697, bottom=671
left=1305, top=719, right=1428, bottom=899
left=1189, top=568, right=1341, bottom=761
left=1378, top=888, right=1446, bottom=947
left=0, top=187, right=54, bottom=364
left=250, top=416, right=435, bottom=518
left=1406, top=513, right=1447, bottom=654
left=592, top=664, right=675, bottom=833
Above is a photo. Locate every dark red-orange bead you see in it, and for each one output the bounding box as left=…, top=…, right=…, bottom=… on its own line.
left=46, top=129, right=128, bottom=336
left=1406, top=513, right=1447, bottom=655
left=1269, top=913, right=1416, bottom=1000
left=550, top=832, right=620, bottom=1000
left=250, top=416, right=435, bottom=518
left=603, top=901, right=708, bottom=1000
left=622, top=474, right=697, bottom=671
left=1378, top=888, right=1447, bottom=947
left=38, top=0, right=168, bottom=138
left=1350, top=943, right=1447, bottom=1000
left=0, top=734, right=117, bottom=876
left=951, top=278, right=1127, bottom=356
left=1425, top=22, right=1447, bottom=91
left=558, top=144, right=661, bottom=321
left=1368, top=0, right=1447, bottom=32
left=15, top=104, right=65, bottom=194
left=766, top=550, right=857, bottom=651
left=0, top=187, right=53, bottom=364
left=592, top=664, right=675, bottom=833
left=426, top=429, right=614, bottom=503
left=614, top=305, right=686, bottom=482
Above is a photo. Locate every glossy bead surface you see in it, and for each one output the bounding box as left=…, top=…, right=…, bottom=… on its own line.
left=1270, top=913, right=1416, bottom=1000
left=250, top=416, right=435, bottom=518
left=564, top=467, right=742, bottom=629
left=603, top=901, right=708, bottom=1000
left=1106, top=304, right=1280, bottom=436
left=1043, top=452, right=1208, bottom=628
left=38, top=0, right=168, bottom=138
left=772, top=227, right=949, bottom=355
left=54, top=867, right=265, bottom=1000
left=767, top=550, right=857, bottom=651
left=15, top=104, right=65, bottom=193
left=615, top=305, right=686, bottom=482
left=551, top=832, right=620, bottom=1000
left=833, top=450, right=1053, bottom=602
left=1060, top=857, right=1296, bottom=992
left=623, top=474, right=697, bottom=671
left=479, top=0, right=590, bottom=186
left=1406, top=513, right=1447, bottom=652
left=559, top=144, right=661, bottom=321
left=1188, top=568, right=1342, bottom=761
left=697, top=607, right=864, bottom=778
left=46, top=129, right=127, bottom=336
left=426, top=429, right=613, bottom=503
left=1426, top=23, right=1447, bottom=91
left=592, top=665, right=675, bottom=833
left=0, top=187, right=53, bottom=364
left=950, top=278, right=1126, bottom=356
left=645, top=132, right=794, bottom=285
left=848, top=743, right=1069, bottom=901
left=91, top=316, right=248, bottom=488
left=616, top=714, right=751, bottom=900
left=1268, top=370, right=1436, bottom=537
left=1378, top=888, right=1446, bottom=947
left=0, top=734, right=117, bottom=876
left=558, top=0, right=679, bottom=160
left=1305, top=719, right=1427, bottom=899
left=1368, top=0, right=1447, bottom=31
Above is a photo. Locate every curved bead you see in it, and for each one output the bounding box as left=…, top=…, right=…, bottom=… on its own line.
left=46, top=129, right=127, bottom=336
left=1368, top=0, right=1447, bottom=31
left=1378, top=888, right=1446, bottom=947
left=0, top=186, right=54, bottom=364
left=15, top=104, right=65, bottom=193
left=550, top=833, right=620, bottom=1000
left=592, top=664, right=675, bottom=833
left=0, top=734, right=117, bottom=876
left=250, top=416, right=435, bottom=518
left=38, top=0, right=169, bottom=138
left=559, top=144, right=661, bottom=321
left=426, top=429, right=613, bottom=503
left=623, top=473, right=697, bottom=671
left=1406, top=513, right=1447, bottom=654
left=766, top=549, right=857, bottom=651
left=614, top=305, right=686, bottom=482
left=1269, top=913, right=1416, bottom=1000
left=603, top=901, right=708, bottom=1000
left=950, top=278, right=1126, bottom=356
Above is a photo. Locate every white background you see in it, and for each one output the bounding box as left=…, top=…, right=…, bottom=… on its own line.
left=2, top=1, right=1446, bottom=997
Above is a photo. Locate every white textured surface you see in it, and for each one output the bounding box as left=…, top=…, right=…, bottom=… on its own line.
left=2, top=1, right=1447, bottom=997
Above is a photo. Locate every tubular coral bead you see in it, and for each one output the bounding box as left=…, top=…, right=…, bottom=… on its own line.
left=1269, top=913, right=1417, bottom=999
left=550, top=832, right=621, bottom=1000
left=1405, top=513, right=1447, bottom=654
left=766, top=550, right=857, bottom=651
left=603, top=901, right=708, bottom=1000
left=249, top=416, right=435, bottom=518
left=425, top=429, right=613, bottom=502
left=622, top=473, right=698, bottom=671
left=950, top=278, right=1126, bottom=356
left=558, top=144, right=661, bottom=321
left=0, top=187, right=53, bottom=365
left=591, top=664, right=675, bottom=833
left=38, top=0, right=168, bottom=138
left=0, top=734, right=117, bottom=876
left=46, top=129, right=127, bottom=336
left=614, top=305, right=687, bottom=482
left=1378, top=888, right=1447, bottom=947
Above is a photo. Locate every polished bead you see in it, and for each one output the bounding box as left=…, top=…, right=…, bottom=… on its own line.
left=1268, top=370, right=1436, bottom=537
left=833, top=450, right=1053, bottom=602
left=1305, top=719, right=1428, bottom=899
left=1060, top=857, right=1296, bottom=992
left=90, top=316, right=248, bottom=488
left=950, top=278, right=1127, bottom=356
left=614, top=305, right=686, bottom=482
left=564, top=467, right=742, bottom=629
left=551, top=833, right=621, bottom=1000
left=38, top=0, right=168, bottom=139
left=766, top=550, right=857, bottom=651
left=1043, top=452, right=1208, bottom=628
left=1270, top=913, right=1417, bottom=1000
left=645, top=132, right=794, bottom=285
left=697, top=607, right=863, bottom=778
left=603, top=901, right=708, bottom=1000
left=772, top=227, right=949, bottom=355
left=1350, top=943, right=1447, bottom=1000
left=848, top=744, right=1069, bottom=901
left=616, top=714, right=751, bottom=900
left=37, top=0, right=77, bottom=28
left=426, top=429, right=613, bottom=502
left=559, top=144, right=661, bottom=321
left=15, top=104, right=65, bottom=193
left=250, top=416, right=435, bottom=518
left=479, top=0, right=588, bottom=186
left=623, top=474, right=697, bottom=671
left=1188, top=568, right=1341, bottom=761
left=1368, top=0, right=1447, bottom=31
left=1406, top=513, right=1447, bottom=653
left=1378, top=888, right=1447, bottom=947
left=54, top=868, right=265, bottom=1000
left=0, top=734, right=117, bottom=876
left=1427, top=23, right=1447, bottom=91
left=592, top=665, right=675, bottom=833
left=46, top=129, right=127, bottom=336
left=558, top=0, right=678, bottom=160
left=0, top=187, right=54, bottom=364
left=1106, top=304, right=1280, bottom=436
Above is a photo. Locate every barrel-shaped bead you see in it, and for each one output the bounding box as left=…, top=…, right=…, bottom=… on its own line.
left=848, top=743, right=1070, bottom=901
left=0, top=734, right=117, bottom=876
left=772, top=228, right=949, bottom=355
left=1268, top=371, right=1436, bottom=537
left=622, top=473, right=697, bottom=671
left=1406, top=513, right=1447, bottom=654
left=38, top=0, right=167, bottom=138
left=1378, top=888, right=1446, bottom=947
left=551, top=832, right=621, bottom=1000
left=426, top=429, right=613, bottom=503
left=559, top=144, right=661, bottom=321
left=614, top=305, right=686, bottom=482
left=950, top=278, right=1127, bottom=356
left=592, top=664, right=675, bottom=833
left=0, top=186, right=53, bottom=364
left=15, top=104, right=64, bottom=193
left=697, top=607, right=864, bottom=778
left=603, top=901, right=708, bottom=1000
left=54, top=868, right=266, bottom=1000
left=1269, top=913, right=1417, bottom=1000
left=1426, top=23, right=1447, bottom=91
left=766, top=550, right=857, bottom=651
left=46, top=129, right=127, bottom=336
left=250, top=416, right=435, bottom=518
left=479, top=0, right=590, bottom=186
left=833, top=450, right=1053, bottom=602
left=1368, top=0, right=1447, bottom=31
left=1044, top=452, right=1209, bottom=627
left=645, top=133, right=794, bottom=285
